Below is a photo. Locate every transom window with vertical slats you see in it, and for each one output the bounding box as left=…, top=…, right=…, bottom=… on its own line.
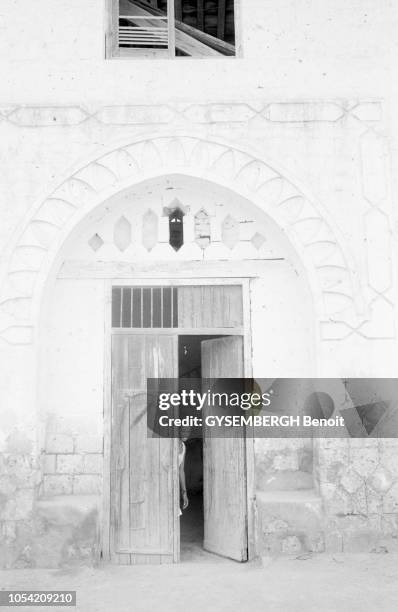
left=112, top=286, right=179, bottom=328
left=112, top=285, right=243, bottom=329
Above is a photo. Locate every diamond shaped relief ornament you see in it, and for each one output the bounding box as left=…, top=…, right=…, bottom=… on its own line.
left=251, top=232, right=266, bottom=250
left=88, top=233, right=104, bottom=252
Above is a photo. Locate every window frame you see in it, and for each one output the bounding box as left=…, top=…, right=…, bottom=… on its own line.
left=105, top=0, right=241, bottom=60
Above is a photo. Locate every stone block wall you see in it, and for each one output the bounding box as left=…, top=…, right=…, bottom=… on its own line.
left=317, top=439, right=398, bottom=553
left=0, top=433, right=102, bottom=568
left=254, top=437, right=323, bottom=556
left=255, top=436, right=398, bottom=555
left=255, top=439, right=314, bottom=492
left=0, top=425, right=39, bottom=568
left=42, top=433, right=103, bottom=497
left=0, top=494, right=101, bottom=569
left=256, top=490, right=325, bottom=555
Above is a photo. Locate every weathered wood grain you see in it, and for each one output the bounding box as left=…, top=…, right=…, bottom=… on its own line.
left=202, top=336, right=248, bottom=561
left=110, top=333, right=178, bottom=564
left=177, top=285, right=243, bottom=328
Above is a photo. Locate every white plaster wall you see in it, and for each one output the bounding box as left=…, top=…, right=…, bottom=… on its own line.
left=39, top=278, right=105, bottom=495
left=0, top=344, right=36, bottom=451
left=43, top=278, right=105, bottom=447
left=251, top=264, right=315, bottom=378
left=0, top=0, right=397, bottom=564
left=1, top=0, right=398, bottom=102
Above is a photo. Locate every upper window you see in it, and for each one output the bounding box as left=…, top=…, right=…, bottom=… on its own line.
left=107, top=0, right=236, bottom=58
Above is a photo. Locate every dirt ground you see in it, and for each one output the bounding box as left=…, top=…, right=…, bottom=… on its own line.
left=0, top=554, right=397, bottom=612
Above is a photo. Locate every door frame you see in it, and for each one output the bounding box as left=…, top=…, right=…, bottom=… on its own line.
left=102, top=277, right=255, bottom=562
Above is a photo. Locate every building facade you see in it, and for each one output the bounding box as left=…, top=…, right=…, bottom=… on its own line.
left=1, top=0, right=398, bottom=567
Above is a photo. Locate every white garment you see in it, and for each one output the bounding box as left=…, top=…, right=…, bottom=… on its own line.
left=178, top=440, right=186, bottom=516
left=178, top=439, right=186, bottom=466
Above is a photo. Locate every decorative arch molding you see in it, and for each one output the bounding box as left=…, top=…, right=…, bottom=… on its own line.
left=0, top=135, right=361, bottom=345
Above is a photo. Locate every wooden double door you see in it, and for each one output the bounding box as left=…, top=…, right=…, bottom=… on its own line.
left=110, top=333, right=248, bottom=564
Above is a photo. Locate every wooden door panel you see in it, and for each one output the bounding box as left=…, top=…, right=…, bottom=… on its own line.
left=201, top=336, right=248, bottom=562
left=178, top=285, right=243, bottom=328
left=111, top=334, right=178, bottom=564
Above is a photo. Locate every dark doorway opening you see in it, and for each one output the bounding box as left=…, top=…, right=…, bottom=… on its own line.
left=180, top=437, right=204, bottom=558
left=178, top=335, right=223, bottom=560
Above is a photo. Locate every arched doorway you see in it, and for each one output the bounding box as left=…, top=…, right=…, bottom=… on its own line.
left=40, top=173, right=316, bottom=564
left=26, top=137, right=339, bottom=563
left=0, top=135, right=362, bottom=567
